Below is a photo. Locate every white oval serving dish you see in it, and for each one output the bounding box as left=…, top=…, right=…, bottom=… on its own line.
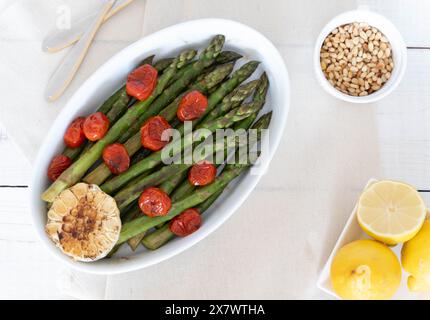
left=30, top=18, right=290, bottom=274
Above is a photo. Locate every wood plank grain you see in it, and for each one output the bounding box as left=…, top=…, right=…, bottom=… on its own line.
left=103, top=45, right=430, bottom=299
left=0, top=126, right=31, bottom=186
left=272, top=45, right=430, bottom=190
left=0, top=187, right=70, bottom=299
left=0, top=188, right=34, bottom=242
left=362, top=0, right=430, bottom=48
left=0, top=239, right=69, bottom=299
left=2, top=46, right=430, bottom=298
left=1, top=0, right=430, bottom=300
left=0, top=0, right=147, bottom=163
left=142, top=0, right=357, bottom=46
left=143, top=0, right=430, bottom=47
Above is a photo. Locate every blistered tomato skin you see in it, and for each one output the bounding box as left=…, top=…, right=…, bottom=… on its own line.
left=102, top=143, right=130, bottom=175
left=47, top=155, right=72, bottom=181
left=188, top=161, right=217, bottom=186
left=169, top=208, right=202, bottom=237
left=138, top=187, right=172, bottom=217
left=126, top=64, right=158, bottom=101
left=177, top=90, right=208, bottom=122
left=64, top=117, right=86, bottom=148
left=83, top=112, right=110, bottom=141
left=140, top=116, right=172, bottom=151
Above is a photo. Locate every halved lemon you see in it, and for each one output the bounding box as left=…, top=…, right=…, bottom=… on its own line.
left=357, top=180, right=427, bottom=245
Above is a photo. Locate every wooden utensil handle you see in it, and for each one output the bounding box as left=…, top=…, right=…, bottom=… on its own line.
left=42, top=0, right=134, bottom=53
left=45, top=0, right=115, bottom=102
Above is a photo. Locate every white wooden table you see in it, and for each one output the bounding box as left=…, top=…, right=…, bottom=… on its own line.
left=1, top=0, right=430, bottom=299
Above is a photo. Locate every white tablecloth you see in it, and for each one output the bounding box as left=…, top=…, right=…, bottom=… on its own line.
left=1, top=0, right=402, bottom=299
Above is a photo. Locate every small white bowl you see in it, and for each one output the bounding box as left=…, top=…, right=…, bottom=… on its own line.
left=313, top=8, right=407, bottom=103
left=29, top=19, right=290, bottom=275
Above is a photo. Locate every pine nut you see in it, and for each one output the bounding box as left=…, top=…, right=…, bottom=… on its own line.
left=320, top=22, right=394, bottom=96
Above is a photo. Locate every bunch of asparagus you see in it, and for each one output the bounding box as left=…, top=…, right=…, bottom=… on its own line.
left=41, top=35, right=272, bottom=256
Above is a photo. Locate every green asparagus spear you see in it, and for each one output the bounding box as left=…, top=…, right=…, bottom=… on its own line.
left=167, top=73, right=267, bottom=201
left=200, top=80, right=259, bottom=124
left=111, top=102, right=263, bottom=208
left=229, top=72, right=269, bottom=130
left=195, top=51, right=243, bottom=82
left=112, top=165, right=161, bottom=253
left=127, top=231, right=145, bottom=251
left=63, top=55, right=155, bottom=162
left=117, top=112, right=271, bottom=253
left=105, top=88, right=130, bottom=123
left=159, top=170, right=188, bottom=195
left=130, top=148, right=152, bottom=165
left=114, top=164, right=189, bottom=210
left=126, top=164, right=188, bottom=250
left=142, top=188, right=223, bottom=250
left=79, top=88, right=132, bottom=155
left=41, top=46, right=203, bottom=202
left=158, top=62, right=235, bottom=121
left=140, top=60, right=260, bottom=146
left=43, top=38, right=227, bottom=202
left=195, top=189, right=225, bottom=212
left=117, top=163, right=250, bottom=244
left=83, top=62, right=233, bottom=185
left=141, top=224, right=174, bottom=250
left=169, top=111, right=256, bottom=202
left=142, top=112, right=272, bottom=250
left=97, top=87, right=125, bottom=114
left=171, top=93, right=268, bottom=203
left=62, top=143, right=84, bottom=161
left=120, top=60, right=258, bottom=147
left=124, top=61, right=260, bottom=170
left=215, top=51, right=243, bottom=65
left=62, top=86, right=126, bottom=160
left=140, top=54, right=156, bottom=67
left=154, top=57, right=174, bottom=72
left=101, top=100, right=262, bottom=195
left=163, top=50, right=237, bottom=86
left=108, top=205, right=142, bottom=257
left=253, top=72, right=269, bottom=103
left=117, top=61, right=233, bottom=145
left=194, top=61, right=260, bottom=125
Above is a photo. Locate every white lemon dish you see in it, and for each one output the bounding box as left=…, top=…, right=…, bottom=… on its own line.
left=318, top=179, right=430, bottom=300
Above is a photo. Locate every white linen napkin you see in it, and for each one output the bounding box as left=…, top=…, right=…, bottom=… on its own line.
left=0, top=0, right=147, bottom=300
left=0, top=0, right=147, bottom=162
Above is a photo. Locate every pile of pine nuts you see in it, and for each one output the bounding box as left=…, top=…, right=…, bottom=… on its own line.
left=320, top=22, right=394, bottom=96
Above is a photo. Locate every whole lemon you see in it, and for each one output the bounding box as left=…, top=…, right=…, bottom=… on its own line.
left=331, top=239, right=401, bottom=299
left=401, top=219, right=430, bottom=292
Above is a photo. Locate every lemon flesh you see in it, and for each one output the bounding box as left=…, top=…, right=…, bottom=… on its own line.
left=357, top=180, right=426, bottom=245
left=401, top=220, right=430, bottom=292
left=331, top=239, right=401, bottom=300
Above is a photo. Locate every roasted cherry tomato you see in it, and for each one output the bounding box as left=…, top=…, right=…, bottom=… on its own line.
left=47, top=154, right=72, bottom=182
left=63, top=117, right=86, bottom=148
left=83, top=112, right=110, bottom=141
left=126, top=64, right=158, bottom=101
left=138, top=187, right=171, bottom=217
left=102, top=143, right=130, bottom=175
left=169, top=208, right=202, bottom=237
left=177, top=90, right=208, bottom=122
left=188, top=161, right=217, bottom=186
left=140, top=116, right=172, bottom=151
